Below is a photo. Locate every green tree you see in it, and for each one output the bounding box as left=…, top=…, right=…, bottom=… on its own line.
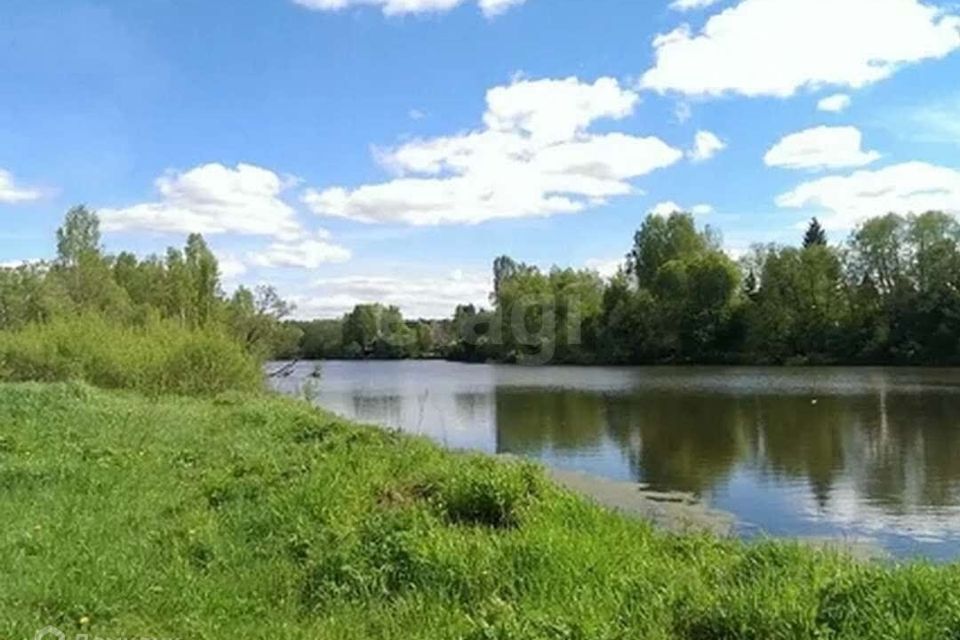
left=746, top=244, right=848, bottom=361
left=342, top=304, right=382, bottom=355
left=52, top=206, right=130, bottom=315
left=847, top=213, right=908, bottom=296
left=184, top=234, right=220, bottom=327
left=802, top=217, right=827, bottom=248
left=621, top=213, right=739, bottom=361
left=628, top=213, right=715, bottom=289
left=0, top=263, right=72, bottom=329
left=227, top=285, right=300, bottom=358
left=56, top=205, right=102, bottom=267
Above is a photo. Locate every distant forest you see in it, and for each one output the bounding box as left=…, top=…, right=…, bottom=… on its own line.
left=289, top=211, right=960, bottom=366
left=6, top=206, right=960, bottom=368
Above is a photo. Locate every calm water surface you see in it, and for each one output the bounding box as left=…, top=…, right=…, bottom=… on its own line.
left=272, top=360, right=960, bottom=560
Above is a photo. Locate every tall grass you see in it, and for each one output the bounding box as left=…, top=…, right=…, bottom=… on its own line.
left=3, top=382, right=960, bottom=639
left=0, top=314, right=262, bottom=396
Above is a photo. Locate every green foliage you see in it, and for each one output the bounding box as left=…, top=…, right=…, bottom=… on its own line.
left=0, top=206, right=297, bottom=394
left=440, top=210, right=960, bottom=366
left=227, top=285, right=301, bottom=358
left=0, top=263, right=72, bottom=329
left=4, top=382, right=960, bottom=638
left=291, top=306, right=451, bottom=361
left=744, top=244, right=848, bottom=362
left=0, top=314, right=262, bottom=395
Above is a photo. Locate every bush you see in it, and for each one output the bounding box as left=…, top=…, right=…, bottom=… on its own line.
left=427, top=457, right=545, bottom=528
left=0, top=314, right=262, bottom=396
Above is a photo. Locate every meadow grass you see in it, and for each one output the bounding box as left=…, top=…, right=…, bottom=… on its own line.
left=2, top=382, right=960, bottom=639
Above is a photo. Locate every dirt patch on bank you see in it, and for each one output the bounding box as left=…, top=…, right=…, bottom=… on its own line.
left=544, top=467, right=735, bottom=536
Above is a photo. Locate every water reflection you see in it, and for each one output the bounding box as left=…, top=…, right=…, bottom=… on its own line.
left=271, top=361, right=960, bottom=559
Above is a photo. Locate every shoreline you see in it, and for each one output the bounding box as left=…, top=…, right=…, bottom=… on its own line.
left=540, top=464, right=890, bottom=561
left=284, top=357, right=960, bottom=370
left=541, top=464, right=734, bottom=536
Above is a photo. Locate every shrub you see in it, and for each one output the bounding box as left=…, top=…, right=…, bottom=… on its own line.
left=0, top=314, right=262, bottom=396
left=427, top=457, right=545, bottom=528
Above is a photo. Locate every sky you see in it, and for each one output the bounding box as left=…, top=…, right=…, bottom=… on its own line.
left=2, top=0, right=960, bottom=318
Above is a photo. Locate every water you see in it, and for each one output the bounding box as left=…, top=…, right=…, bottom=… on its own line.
left=271, top=360, right=960, bottom=560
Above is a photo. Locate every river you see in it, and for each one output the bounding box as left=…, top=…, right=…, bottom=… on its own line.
left=271, top=360, right=960, bottom=560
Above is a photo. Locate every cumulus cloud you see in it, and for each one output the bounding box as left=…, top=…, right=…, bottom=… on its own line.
left=249, top=230, right=352, bottom=269
left=688, top=130, right=726, bottom=162
left=293, top=0, right=525, bottom=17
left=481, top=76, right=639, bottom=144
left=216, top=254, right=248, bottom=281
left=642, top=0, right=960, bottom=97
left=650, top=201, right=714, bottom=216
left=776, top=161, right=960, bottom=229
left=817, top=93, right=852, bottom=113
left=100, top=163, right=302, bottom=239
left=0, top=169, right=43, bottom=204
left=288, top=271, right=491, bottom=319
left=764, top=126, right=881, bottom=171
left=585, top=257, right=624, bottom=278
left=670, top=0, right=721, bottom=10
left=304, top=77, right=683, bottom=225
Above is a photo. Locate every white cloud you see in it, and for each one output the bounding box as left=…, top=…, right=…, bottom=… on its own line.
left=216, top=254, right=248, bottom=280
left=0, top=258, right=42, bottom=269
left=817, top=93, right=852, bottom=113
left=477, top=0, right=525, bottom=16
left=249, top=230, right=352, bottom=269
left=650, top=201, right=714, bottom=216
left=292, top=0, right=525, bottom=17
left=764, top=126, right=881, bottom=170
left=289, top=271, right=491, bottom=319
left=100, top=163, right=302, bottom=239
left=776, top=161, right=960, bottom=229
left=670, top=0, right=721, bottom=10
left=642, top=0, right=960, bottom=97
left=0, top=169, right=43, bottom=204
left=482, top=76, right=639, bottom=145
left=688, top=130, right=726, bottom=162
left=585, top=257, right=624, bottom=278
left=304, top=77, right=683, bottom=225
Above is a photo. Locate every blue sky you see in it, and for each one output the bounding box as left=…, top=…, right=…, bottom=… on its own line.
left=2, top=0, right=960, bottom=317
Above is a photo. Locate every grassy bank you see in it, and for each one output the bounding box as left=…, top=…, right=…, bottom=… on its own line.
left=3, top=383, right=960, bottom=639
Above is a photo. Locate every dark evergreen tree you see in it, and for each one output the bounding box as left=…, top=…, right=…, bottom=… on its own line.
left=803, top=217, right=827, bottom=248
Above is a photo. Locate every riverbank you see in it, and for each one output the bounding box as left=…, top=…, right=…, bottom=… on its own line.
left=3, top=382, right=960, bottom=639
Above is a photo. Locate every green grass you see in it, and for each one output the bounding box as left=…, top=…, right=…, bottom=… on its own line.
left=3, top=383, right=960, bottom=639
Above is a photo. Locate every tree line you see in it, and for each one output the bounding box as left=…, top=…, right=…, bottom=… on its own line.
left=293, top=210, right=960, bottom=366
left=0, top=205, right=298, bottom=355
left=12, top=205, right=960, bottom=367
